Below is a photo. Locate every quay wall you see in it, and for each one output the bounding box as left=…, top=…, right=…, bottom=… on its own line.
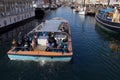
left=0, top=11, right=35, bottom=34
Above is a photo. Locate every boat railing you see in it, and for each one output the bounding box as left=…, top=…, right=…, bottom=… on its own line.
left=45, top=43, right=69, bottom=53
left=11, top=46, right=31, bottom=52
left=11, top=41, right=69, bottom=53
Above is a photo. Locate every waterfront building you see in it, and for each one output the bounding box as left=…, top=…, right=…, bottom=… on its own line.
left=0, top=0, right=43, bottom=29
left=0, top=0, right=36, bottom=17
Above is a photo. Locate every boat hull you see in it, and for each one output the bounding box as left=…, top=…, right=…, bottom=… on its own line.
left=8, top=54, right=72, bottom=61
left=95, top=15, right=120, bottom=33
left=35, top=8, right=45, bottom=19
left=50, top=7, right=57, bottom=10
left=86, top=12, right=95, bottom=16
left=79, top=11, right=86, bottom=15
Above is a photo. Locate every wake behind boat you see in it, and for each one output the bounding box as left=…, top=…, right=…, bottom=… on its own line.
left=7, top=17, right=73, bottom=61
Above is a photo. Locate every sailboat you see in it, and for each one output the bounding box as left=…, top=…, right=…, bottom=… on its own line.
left=78, top=0, right=86, bottom=15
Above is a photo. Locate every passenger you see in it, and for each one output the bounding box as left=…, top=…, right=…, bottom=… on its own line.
left=62, top=44, right=68, bottom=53
left=24, top=42, right=29, bottom=51
left=48, top=32, right=52, bottom=37
left=18, top=32, right=23, bottom=46
left=33, top=33, right=38, bottom=45
left=48, top=37, right=52, bottom=45
left=58, top=39, right=64, bottom=48
left=17, top=40, right=23, bottom=50
left=61, top=27, right=65, bottom=32
left=53, top=39, right=57, bottom=48
left=31, top=38, right=37, bottom=50
left=29, top=45, right=34, bottom=51
left=45, top=41, right=51, bottom=51
left=63, top=35, right=68, bottom=42
left=57, top=44, right=62, bottom=48
left=11, top=39, right=19, bottom=52
left=62, top=26, right=68, bottom=33
left=23, top=34, right=29, bottom=44
left=57, top=44, right=62, bottom=52
left=12, top=39, right=17, bottom=47
left=48, top=33, right=57, bottom=48
left=24, top=34, right=32, bottom=47
left=47, top=33, right=54, bottom=45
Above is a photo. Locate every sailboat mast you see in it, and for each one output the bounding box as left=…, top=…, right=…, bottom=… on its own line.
left=107, top=0, right=110, bottom=6
left=83, top=0, right=85, bottom=10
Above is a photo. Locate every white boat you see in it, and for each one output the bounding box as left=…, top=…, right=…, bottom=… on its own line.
left=79, top=10, right=86, bottom=15
left=50, top=4, right=58, bottom=10
left=78, top=0, right=86, bottom=15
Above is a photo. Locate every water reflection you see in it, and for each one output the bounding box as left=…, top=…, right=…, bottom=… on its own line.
left=109, top=40, right=120, bottom=52
left=95, top=23, right=120, bottom=59
left=0, top=20, right=41, bottom=58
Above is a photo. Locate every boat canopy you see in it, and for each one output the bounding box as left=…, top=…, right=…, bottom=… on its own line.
left=100, top=8, right=114, bottom=14
left=34, top=19, right=69, bottom=33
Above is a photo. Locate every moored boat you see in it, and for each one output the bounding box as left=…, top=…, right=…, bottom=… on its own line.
left=50, top=4, right=58, bottom=10
left=86, top=6, right=95, bottom=16
left=7, top=17, right=73, bottom=61
left=78, top=0, right=86, bottom=15
left=70, top=4, right=75, bottom=9
left=79, top=7, right=86, bottom=15
left=95, top=7, right=120, bottom=33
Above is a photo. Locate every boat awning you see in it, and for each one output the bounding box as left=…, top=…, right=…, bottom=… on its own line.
left=35, top=18, right=68, bottom=33
left=100, top=8, right=114, bottom=14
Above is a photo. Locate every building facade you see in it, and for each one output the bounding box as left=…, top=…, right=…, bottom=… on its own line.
left=0, top=0, right=42, bottom=17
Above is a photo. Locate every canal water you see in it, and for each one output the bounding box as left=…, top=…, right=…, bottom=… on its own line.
left=0, top=6, right=120, bottom=80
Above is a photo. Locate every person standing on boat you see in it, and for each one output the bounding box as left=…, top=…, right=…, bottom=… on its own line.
left=30, top=33, right=38, bottom=50
left=48, top=32, right=57, bottom=48
left=31, top=38, right=37, bottom=50
left=18, top=32, right=24, bottom=46
left=23, top=34, right=30, bottom=46
left=33, top=33, right=38, bottom=46
left=45, top=41, right=51, bottom=51
left=48, top=32, right=53, bottom=46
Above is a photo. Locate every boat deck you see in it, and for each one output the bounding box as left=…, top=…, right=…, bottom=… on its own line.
left=34, top=45, right=46, bottom=51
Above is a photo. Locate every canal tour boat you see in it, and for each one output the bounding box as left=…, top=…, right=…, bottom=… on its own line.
left=7, top=17, right=73, bottom=61
left=95, top=7, right=120, bottom=33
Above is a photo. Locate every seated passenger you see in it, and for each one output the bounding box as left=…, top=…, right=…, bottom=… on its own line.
left=47, top=32, right=56, bottom=46
left=11, top=39, right=20, bottom=52
left=12, top=39, right=17, bottom=47
left=45, top=41, right=51, bottom=51
left=33, top=33, right=38, bottom=45
left=31, top=38, right=37, bottom=50
left=18, top=32, right=23, bottom=46
left=24, top=42, right=29, bottom=51
left=63, top=35, right=68, bottom=42
left=57, top=39, right=64, bottom=48
left=57, top=44, right=62, bottom=48
left=62, top=44, right=68, bottom=53
left=56, top=44, right=63, bottom=52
